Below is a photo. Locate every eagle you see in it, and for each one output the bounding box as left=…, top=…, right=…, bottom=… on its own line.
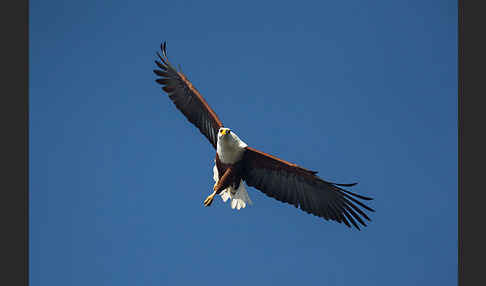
left=153, top=42, right=375, bottom=230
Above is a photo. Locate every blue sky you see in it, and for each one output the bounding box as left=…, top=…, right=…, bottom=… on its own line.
left=30, top=1, right=457, bottom=285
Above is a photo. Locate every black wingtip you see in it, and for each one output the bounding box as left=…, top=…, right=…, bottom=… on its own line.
left=153, top=69, right=169, bottom=77
left=341, top=189, right=374, bottom=201
left=323, top=179, right=358, bottom=187
left=156, top=51, right=163, bottom=61
left=162, top=41, right=168, bottom=58
left=334, top=182, right=358, bottom=187
left=154, top=60, right=167, bottom=71
left=156, top=51, right=169, bottom=66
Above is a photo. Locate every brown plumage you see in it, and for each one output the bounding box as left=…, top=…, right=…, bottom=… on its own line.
left=214, top=154, right=244, bottom=194
left=154, top=42, right=222, bottom=149
left=153, top=42, right=375, bottom=230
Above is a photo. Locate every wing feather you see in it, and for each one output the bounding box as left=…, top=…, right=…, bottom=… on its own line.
left=153, top=42, right=223, bottom=149
left=242, top=147, right=375, bottom=230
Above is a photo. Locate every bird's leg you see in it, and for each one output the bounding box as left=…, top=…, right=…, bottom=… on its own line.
left=203, top=168, right=235, bottom=207
left=203, top=184, right=218, bottom=207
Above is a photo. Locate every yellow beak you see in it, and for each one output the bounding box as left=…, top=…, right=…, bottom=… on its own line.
left=221, top=129, right=228, bottom=136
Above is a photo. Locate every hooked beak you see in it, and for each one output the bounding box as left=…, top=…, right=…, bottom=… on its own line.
left=221, top=129, right=231, bottom=136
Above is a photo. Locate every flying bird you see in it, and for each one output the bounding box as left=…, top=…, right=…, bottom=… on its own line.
left=153, top=42, right=375, bottom=230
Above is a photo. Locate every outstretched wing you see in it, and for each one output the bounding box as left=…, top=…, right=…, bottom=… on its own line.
left=242, top=147, right=375, bottom=230
left=153, top=42, right=223, bottom=149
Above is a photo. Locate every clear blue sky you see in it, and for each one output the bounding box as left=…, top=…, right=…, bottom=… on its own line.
left=30, top=1, right=457, bottom=285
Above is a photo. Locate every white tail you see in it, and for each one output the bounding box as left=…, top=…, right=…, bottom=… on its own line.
left=213, top=165, right=252, bottom=210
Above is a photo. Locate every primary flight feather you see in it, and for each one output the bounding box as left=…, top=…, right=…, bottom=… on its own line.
left=153, top=42, right=375, bottom=230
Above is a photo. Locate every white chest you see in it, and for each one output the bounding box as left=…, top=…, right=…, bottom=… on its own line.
left=217, top=143, right=245, bottom=164
left=216, top=131, right=248, bottom=164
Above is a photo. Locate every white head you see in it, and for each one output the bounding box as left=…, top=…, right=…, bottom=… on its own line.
left=217, top=127, right=232, bottom=140
left=217, top=127, right=248, bottom=150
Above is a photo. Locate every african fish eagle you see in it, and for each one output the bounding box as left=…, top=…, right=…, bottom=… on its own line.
left=153, top=42, right=375, bottom=230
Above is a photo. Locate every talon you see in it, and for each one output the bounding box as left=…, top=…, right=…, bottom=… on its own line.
left=203, top=192, right=216, bottom=207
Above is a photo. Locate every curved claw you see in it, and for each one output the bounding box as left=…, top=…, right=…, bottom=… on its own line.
left=203, top=192, right=216, bottom=207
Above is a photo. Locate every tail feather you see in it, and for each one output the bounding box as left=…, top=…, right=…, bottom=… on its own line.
left=229, top=182, right=252, bottom=210
left=221, top=190, right=231, bottom=202
left=213, top=164, right=252, bottom=209
left=224, top=180, right=252, bottom=210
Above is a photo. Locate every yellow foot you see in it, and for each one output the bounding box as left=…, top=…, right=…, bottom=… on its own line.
left=203, top=192, right=216, bottom=207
